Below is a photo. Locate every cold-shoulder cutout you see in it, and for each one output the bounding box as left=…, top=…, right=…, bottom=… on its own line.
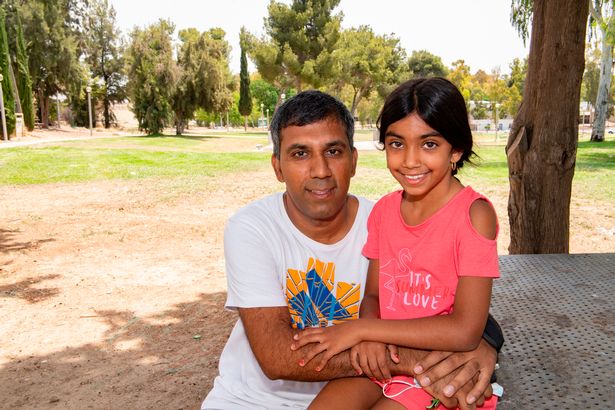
left=469, top=199, right=497, bottom=240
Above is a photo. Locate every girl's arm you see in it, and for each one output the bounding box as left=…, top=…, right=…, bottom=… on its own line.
left=348, top=259, right=400, bottom=381
left=356, top=275, right=492, bottom=351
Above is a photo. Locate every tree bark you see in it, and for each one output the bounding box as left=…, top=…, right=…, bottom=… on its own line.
left=505, top=0, right=588, bottom=254
left=175, top=116, right=184, bottom=135
left=38, top=89, right=49, bottom=129
left=590, top=35, right=612, bottom=142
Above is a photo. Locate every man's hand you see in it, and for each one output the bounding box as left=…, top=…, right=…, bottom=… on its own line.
left=413, top=339, right=497, bottom=407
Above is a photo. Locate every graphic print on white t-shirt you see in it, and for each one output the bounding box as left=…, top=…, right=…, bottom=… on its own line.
left=286, top=257, right=361, bottom=329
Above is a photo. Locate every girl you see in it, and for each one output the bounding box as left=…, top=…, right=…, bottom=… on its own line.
left=291, top=78, right=500, bottom=409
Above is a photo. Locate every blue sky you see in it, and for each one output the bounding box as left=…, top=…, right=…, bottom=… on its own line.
left=109, top=0, right=529, bottom=75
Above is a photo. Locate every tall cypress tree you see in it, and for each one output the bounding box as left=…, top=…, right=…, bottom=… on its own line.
left=0, top=8, right=15, bottom=136
left=238, top=27, right=252, bottom=131
left=15, top=12, right=34, bottom=131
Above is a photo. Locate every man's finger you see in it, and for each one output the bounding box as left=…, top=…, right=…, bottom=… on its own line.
left=453, top=380, right=477, bottom=410
left=466, top=373, right=493, bottom=406
left=413, top=350, right=454, bottom=376
left=467, top=372, right=493, bottom=406
left=417, top=352, right=470, bottom=387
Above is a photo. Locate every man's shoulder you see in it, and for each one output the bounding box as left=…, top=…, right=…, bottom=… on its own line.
left=229, top=193, right=283, bottom=224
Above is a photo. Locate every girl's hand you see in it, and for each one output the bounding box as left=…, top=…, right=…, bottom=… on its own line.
left=349, top=342, right=399, bottom=382
left=291, top=321, right=361, bottom=371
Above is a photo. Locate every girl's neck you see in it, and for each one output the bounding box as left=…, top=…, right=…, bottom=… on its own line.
left=400, top=177, right=464, bottom=226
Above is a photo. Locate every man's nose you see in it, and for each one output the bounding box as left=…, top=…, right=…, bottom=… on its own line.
left=310, top=154, right=332, bottom=178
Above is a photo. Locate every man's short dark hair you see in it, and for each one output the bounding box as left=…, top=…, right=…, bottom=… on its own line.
left=270, top=90, right=354, bottom=157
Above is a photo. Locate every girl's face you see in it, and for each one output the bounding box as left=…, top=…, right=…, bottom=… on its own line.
left=384, top=112, right=462, bottom=200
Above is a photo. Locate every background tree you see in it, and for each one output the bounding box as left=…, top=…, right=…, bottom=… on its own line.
left=448, top=59, right=472, bottom=109
left=582, top=47, right=601, bottom=108
left=501, top=81, right=523, bottom=118
left=171, top=27, right=233, bottom=135
left=356, top=94, right=383, bottom=128
left=508, top=57, right=528, bottom=97
left=0, top=7, right=15, bottom=135
left=249, top=0, right=341, bottom=93
left=407, top=49, right=449, bottom=78
left=588, top=0, right=615, bottom=142
left=19, top=0, right=80, bottom=128
left=581, top=45, right=615, bottom=120
left=238, top=27, right=252, bottom=131
left=84, top=0, right=126, bottom=128
left=507, top=0, right=589, bottom=253
left=126, top=19, right=176, bottom=135
left=14, top=11, right=34, bottom=131
left=250, top=76, right=279, bottom=117
left=331, top=26, right=406, bottom=117
left=485, top=68, right=507, bottom=130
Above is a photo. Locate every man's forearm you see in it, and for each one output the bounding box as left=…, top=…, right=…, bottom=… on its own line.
left=239, top=307, right=358, bottom=381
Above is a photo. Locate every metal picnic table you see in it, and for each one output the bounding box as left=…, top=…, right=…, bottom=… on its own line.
left=492, top=253, right=615, bottom=409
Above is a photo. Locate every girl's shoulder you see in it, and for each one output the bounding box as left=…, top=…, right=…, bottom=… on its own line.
left=457, top=187, right=499, bottom=240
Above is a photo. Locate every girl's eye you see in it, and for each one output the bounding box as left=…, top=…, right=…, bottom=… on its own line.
left=423, top=141, right=438, bottom=149
left=388, top=141, right=403, bottom=149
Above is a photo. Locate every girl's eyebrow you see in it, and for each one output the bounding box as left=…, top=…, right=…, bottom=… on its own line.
left=384, top=130, right=442, bottom=138
left=419, top=131, right=442, bottom=139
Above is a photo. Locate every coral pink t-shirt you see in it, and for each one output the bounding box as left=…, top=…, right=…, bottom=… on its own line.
left=362, top=186, right=499, bottom=320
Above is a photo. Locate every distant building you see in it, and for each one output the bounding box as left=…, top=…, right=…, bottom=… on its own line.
left=469, top=118, right=513, bottom=132
left=579, top=101, right=593, bottom=125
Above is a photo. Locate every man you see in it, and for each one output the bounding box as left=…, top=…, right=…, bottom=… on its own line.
left=203, top=91, right=501, bottom=409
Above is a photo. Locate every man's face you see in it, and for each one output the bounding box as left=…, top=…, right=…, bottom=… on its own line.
left=271, top=118, right=357, bottom=228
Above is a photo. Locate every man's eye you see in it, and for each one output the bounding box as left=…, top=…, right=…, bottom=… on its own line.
left=293, top=151, right=307, bottom=158
left=326, top=149, right=341, bottom=156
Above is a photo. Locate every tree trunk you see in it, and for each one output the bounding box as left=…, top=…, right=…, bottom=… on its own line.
left=38, top=89, right=49, bottom=129
left=505, top=0, right=588, bottom=254
left=175, top=116, right=184, bottom=135
left=244, top=115, right=247, bottom=132
left=350, top=89, right=360, bottom=118
left=590, top=37, right=612, bottom=142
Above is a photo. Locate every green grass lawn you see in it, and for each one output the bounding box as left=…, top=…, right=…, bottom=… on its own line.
left=0, top=134, right=613, bottom=203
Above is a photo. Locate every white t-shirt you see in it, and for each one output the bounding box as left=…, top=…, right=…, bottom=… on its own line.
left=202, top=192, right=373, bottom=409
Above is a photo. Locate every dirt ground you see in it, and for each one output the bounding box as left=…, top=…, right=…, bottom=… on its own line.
left=1, top=130, right=613, bottom=410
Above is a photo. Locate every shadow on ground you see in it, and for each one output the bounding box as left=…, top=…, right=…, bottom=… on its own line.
left=0, top=291, right=236, bottom=410
left=0, top=274, right=60, bottom=303
left=0, top=228, right=55, bottom=254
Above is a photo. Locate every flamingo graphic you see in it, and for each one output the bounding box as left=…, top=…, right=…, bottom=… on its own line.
left=379, top=248, right=414, bottom=311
